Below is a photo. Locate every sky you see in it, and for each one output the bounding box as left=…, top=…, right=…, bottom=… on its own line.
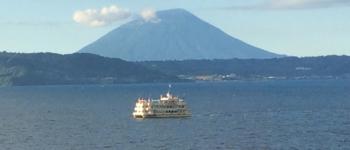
left=0, top=0, right=349, bottom=57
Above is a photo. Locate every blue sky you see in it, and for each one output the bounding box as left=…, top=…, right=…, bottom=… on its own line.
left=0, top=0, right=349, bottom=56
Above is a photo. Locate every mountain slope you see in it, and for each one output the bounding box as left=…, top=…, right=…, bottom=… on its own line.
left=0, top=52, right=181, bottom=86
left=79, top=9, right=282, bottom=61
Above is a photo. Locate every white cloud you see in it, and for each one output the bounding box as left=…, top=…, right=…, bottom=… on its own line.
left=229, top=0, right=350, bottom=10
left=73, top=5, right=131, bottom=27
left=140, top=8, right=161, bottom=23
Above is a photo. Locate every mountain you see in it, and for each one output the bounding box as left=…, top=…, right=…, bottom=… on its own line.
left=79, top=8, right=283, bottom=61
left=0, top=52, right=181, bottom=86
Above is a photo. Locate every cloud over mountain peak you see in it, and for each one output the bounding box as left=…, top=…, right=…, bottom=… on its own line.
left=140, top=8, right=161, bottom=23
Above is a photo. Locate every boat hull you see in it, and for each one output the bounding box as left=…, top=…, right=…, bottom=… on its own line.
left=133, top=113, right=191, bottom=119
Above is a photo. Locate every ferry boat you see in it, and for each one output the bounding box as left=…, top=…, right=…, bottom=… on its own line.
left=132, top=88, right=191, bottom=118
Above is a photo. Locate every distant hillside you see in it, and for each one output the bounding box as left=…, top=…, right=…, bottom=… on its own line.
left=1, top=52, right=348, bottom=86
left=140, top=56, right=350, bottom=80
left=79, top=8, right=282, bottom=61
left=0, top=52, right=181, bottom=86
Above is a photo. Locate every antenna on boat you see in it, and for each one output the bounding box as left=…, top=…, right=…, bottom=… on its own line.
left=168, top=84, right=172, bottom=94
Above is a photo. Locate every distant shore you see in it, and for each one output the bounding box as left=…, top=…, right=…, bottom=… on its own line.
left=1, top=52, right=349, bottom=86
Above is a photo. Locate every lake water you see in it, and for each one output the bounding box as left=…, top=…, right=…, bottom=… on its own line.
left=0, top=80, right=350, bottom=149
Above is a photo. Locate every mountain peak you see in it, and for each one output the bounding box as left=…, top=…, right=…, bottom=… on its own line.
left=79, top=8, right=283, bottom=61
left=158, top=8, right=192, bottom=16
left=158, top=8, right=198, bottom=19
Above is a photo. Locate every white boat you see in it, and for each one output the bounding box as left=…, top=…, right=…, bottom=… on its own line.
left=132, top=88, right=191, bottom=118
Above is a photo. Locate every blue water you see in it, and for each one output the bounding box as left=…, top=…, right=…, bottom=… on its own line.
left=0, top=80, right=350, bottom=149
